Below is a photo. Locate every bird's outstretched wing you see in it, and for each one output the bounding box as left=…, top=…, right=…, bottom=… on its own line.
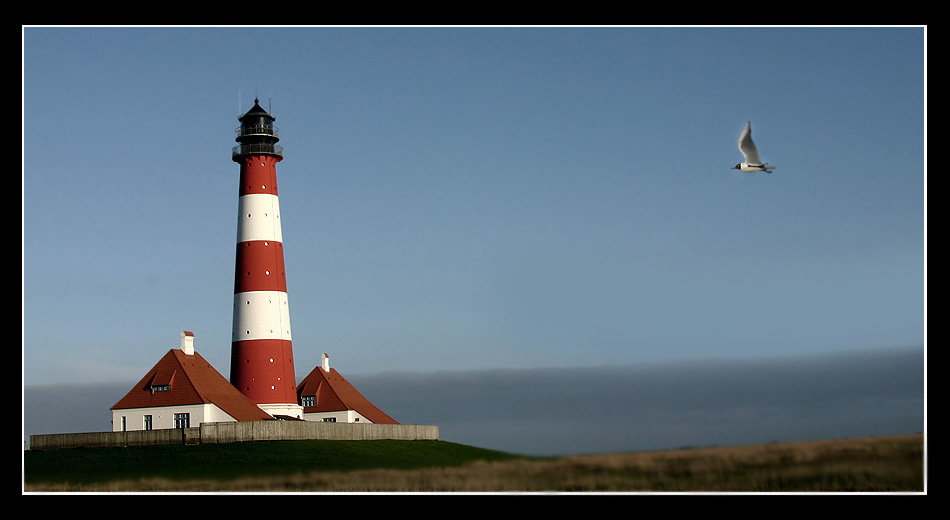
left=738, top=121, right=762, bottom=165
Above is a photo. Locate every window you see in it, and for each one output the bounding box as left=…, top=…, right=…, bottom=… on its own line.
left=151, top=384, right=170, bottom=393
left=174, top=413, right=190, bottom=428
left=301, top=396, right=315, bottom=407
left=322, top=417, right=336, bottom=423
left=144, top=415, right=152, bottom=431
left=121, top=416, right=127, bottom=432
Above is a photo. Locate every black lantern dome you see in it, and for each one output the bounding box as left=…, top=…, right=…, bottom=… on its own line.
left=232, top=98, right=283, bottom=161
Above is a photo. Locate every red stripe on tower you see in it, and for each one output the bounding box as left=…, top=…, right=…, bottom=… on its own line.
left=229, top=98, right=302, bottom=419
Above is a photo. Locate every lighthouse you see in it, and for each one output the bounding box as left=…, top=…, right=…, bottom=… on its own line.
left=229, top=99, right=302, bottom=418
left=102, top=98, right=410, bottom=440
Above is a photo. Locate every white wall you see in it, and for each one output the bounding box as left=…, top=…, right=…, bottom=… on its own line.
left=112, top=404, right=235, bottom=432
left=301, top=409, right=372, bottom=424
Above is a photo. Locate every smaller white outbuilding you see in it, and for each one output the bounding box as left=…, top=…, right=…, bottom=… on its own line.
left=296, top=353, right=399, bottom=424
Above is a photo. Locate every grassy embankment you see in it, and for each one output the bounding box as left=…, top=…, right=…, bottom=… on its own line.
left=23, top=433, right=924, bottom=492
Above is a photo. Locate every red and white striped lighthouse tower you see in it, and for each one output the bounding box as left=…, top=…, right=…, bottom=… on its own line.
left=229, top=99, right=302, bottom=418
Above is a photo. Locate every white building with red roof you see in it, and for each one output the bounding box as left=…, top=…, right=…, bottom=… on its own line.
left=296, top=353, right=399, bottom=425
left=111, top=332, right=273, bottom=431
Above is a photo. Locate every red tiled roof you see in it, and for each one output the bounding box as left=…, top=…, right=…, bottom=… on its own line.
left=111, top=349, right=272, bottom=422
left=297, top=365, right=398, bottom=424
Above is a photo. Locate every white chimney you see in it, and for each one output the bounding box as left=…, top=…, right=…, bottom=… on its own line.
left=180, top=331, right=195, bottom=355
left=322, top=352, right=330, bottom=372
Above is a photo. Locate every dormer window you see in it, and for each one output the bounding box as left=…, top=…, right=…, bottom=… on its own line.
left=301, top=395, right=315, bottom=407
left=147, top=366, right=176, bottom=394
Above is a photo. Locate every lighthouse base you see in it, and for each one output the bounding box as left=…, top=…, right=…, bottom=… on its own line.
left=258, top=403, right=305, bottom=420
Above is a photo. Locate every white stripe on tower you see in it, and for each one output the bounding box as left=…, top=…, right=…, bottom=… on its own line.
left=233, top=191, right=291, bottom=342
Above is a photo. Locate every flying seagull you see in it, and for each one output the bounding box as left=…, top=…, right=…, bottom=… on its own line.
left=733, top=121, right=776, bottom=173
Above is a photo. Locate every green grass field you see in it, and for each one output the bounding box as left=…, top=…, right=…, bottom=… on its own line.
left=24, top=439, right=523, bottom=486
left=23, top=434, right=924, bottom=492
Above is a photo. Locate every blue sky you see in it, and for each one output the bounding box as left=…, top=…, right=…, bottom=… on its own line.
left=23, top=26, right=925, bottom=387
